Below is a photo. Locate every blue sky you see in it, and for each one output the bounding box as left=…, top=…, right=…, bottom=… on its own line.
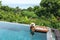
left=1, top=0, right=41, bottom=9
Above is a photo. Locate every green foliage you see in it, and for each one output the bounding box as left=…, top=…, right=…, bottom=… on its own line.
left=0, top=1, right=60, bottom=30
left=33, top=6, right=39, bottom=11
left=21, top=11, right=38, bottom=18
left=35, top=0, right=60, bottom=17
left=41, top=0, right=60, bottom=16
left=0, top=1, right=1, bottom=8
left=27, top=7, right=33, bottom=11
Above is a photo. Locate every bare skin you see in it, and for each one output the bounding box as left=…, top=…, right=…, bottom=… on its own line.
left=30, top=26, right=35, bottom=32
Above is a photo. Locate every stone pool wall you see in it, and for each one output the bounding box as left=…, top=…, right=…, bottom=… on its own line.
left=51, top=28, right=60, bottom=40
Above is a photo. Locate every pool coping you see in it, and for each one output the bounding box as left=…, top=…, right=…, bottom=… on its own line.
left=47, top=27, right=53, bottom=40
left=0, top=21, right=30, bottom=26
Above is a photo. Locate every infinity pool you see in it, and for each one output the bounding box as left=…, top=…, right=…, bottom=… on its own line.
left=0, top=21, right=47, bottom=40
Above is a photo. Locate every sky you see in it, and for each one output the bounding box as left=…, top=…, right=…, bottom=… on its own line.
left=1, top=0, right=41, bottom=9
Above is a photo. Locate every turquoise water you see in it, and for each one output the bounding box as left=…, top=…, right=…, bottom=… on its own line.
left=52, top=32, right=56, bottom=40
left=0, top=22, right=47, bottom=40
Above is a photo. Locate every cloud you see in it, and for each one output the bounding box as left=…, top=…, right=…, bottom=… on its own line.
left=1, top=0, right=41, bottom=9
left=1, top=0, right=41, bottom=5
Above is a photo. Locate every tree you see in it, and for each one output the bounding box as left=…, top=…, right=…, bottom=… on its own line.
left=40, top=0, right=60, bottom=17
left=0, top=1, right=2, bottom=8
left=27, top=7, right=33, bottom=11
left=33, top=6, right=39, bottom=11
left=15, top=6, right=21, bottom=13
left=35, top=0, right=60, bottom=17
left=1, top=6, right=11, bottom=11
left=35, top=7, right=47, bottom=17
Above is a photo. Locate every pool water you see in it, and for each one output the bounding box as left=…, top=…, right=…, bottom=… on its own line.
left=52, top=32, right=56, bottom=40
left=0, top=22, right=47, bottom=40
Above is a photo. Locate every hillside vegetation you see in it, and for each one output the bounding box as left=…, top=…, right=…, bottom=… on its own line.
left=0, top=0, right=60, bottom=30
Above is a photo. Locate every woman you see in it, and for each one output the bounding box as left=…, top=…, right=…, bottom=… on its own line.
left=30, top=23, right=48, bottom=33
left=30, top=23, right=35, bottom=35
